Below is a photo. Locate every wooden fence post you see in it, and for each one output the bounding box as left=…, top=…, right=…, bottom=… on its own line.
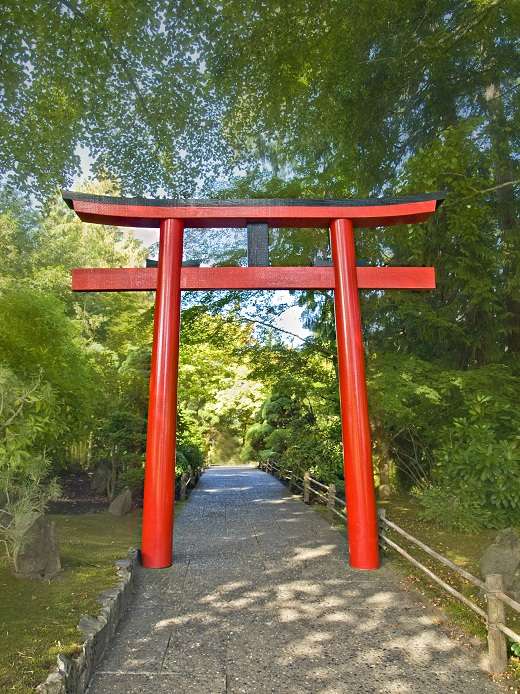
left=303, top=472, right=310, bottom=504
left=486, top=573, right=508, bottom=674
left=378, top=508, right=386, bottom=545
left=327, top=483, right=336, bottom=512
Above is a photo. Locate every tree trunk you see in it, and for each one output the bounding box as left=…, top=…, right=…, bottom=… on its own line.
left=373, top=419, right=393, bottom=498
left=107, top=446, right=118, bottom=501
left=484, top=82, right=520, bottom=355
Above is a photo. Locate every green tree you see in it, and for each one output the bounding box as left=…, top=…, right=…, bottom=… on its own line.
left=0, top=368, right=61, bottom=563
left=0, top=1, right=229, bottom=198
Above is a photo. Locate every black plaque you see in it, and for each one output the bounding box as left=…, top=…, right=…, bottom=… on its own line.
left=247, top=223, right=269, bottom=266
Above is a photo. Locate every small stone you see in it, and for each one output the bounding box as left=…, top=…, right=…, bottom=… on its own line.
left=14, top=515, right=61, bottom=579
left=115, top=558, right=131, bottom=571
left=78, top=615, right=102, bottom=637
left=56, top=654, right=72, bottom=676
left=97, top=587, right=119, bottom=604
left=35, top=671, right=65, bottom=694
left=108, top=487, right=132, bottom=516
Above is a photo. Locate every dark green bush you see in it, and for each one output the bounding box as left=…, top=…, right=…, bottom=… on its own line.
left=118, top=465, right=145, bottom=497
left=418, top=407, right=520, bottom=529
left=175, top=443, right=204, bottom=478
left=241, top=422, right=273, bottom=461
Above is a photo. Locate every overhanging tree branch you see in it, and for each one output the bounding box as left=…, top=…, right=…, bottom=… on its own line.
left=55, top=0, right=177, bottom=191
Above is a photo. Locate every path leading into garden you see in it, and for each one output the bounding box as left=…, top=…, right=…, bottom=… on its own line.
left=88, top=466, right=500, bottom=694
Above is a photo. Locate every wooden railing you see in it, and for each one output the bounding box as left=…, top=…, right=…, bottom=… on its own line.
left=178, top=466, right=203, bottom=500
left=260, top=460, right=520, bottom=674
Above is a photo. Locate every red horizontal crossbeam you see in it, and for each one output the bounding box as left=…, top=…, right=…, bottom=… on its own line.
left=72, top=266, right=435, bottom=292
left=63, top=191, right=443, bottom=229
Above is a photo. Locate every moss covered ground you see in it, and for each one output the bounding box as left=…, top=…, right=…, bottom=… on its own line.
left=0, top=511, right=140, bottom=693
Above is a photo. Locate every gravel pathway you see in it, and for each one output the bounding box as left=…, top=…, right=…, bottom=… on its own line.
left=88, top=465, right=500, bottom=693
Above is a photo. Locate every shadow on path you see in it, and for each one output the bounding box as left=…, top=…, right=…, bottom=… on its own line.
left=88, top=466, right=500, bottom=693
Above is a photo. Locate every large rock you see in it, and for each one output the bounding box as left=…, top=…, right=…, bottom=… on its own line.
left=108, top=487, right=132, bottom=516
left=14, top=515, right=61, bottom=579
left=480, top=527, right=520, bottom=598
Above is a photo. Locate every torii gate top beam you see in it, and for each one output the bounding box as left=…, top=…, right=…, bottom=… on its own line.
left=63, top=191, right=443, bottom=229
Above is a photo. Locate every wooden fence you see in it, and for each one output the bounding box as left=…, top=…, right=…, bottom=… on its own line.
left=178, top=466, right=202, bottom=501
left=260, top=460, right=520, bottom=674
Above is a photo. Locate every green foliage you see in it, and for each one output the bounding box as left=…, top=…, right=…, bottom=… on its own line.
left=367, top=353, right=520, bottom=505
left=0, top=368, right=61, bottom=562
left=262, top=394, right=299, bottom=428
left=242, top=379, right=342, bottom=484
left=174, top=443, right=204, bottom=479
left=0, top=287, right=97, bottom=437
left=264, top=427, right=291, bottom=454
left=0, top=4, right=229, bottom=199
left=281, top=425, right=342, bottom=485
left=177, top=443, right=204, bottom=472
left=178, top=310, right=264, bottom=464
left=175, top=443, right=205, bottom=478
left=193, top=0, right=519, bottom=527
left=418, top=486, right=494, bottom=533
left=117, top=465, right=144, bottom=496
left=175, top=450, right=189, bottom=476
left=241, top=422, right=274, bottom=462
left=419, top=410, right=520, bottom=530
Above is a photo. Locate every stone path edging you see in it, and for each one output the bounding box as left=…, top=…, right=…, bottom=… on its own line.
left=36, top=548, right=138, bottom=694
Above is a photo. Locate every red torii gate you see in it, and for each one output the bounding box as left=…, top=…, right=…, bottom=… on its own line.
left=63, top=191, right=442, bottom=571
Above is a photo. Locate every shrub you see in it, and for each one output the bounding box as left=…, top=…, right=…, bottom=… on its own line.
left=118, top=464, right=145, bottom=497
left=178, top=443, right=204, bottom=472
left=175, top=450, right=190, bottom=476
left=417, top=485, right=494, bottom=532
left=241, top=422, right=273, bottom=461
left=264, top=428, right=291, bottom=455
left=418, top=403, right=520, bottom=530
left=0, top=368, right=61, bottom=564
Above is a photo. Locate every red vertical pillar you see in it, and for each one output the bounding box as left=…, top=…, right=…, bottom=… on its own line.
left=141, top=218, right=184, bottom=568
left=330, top=218, right=379, bottom=570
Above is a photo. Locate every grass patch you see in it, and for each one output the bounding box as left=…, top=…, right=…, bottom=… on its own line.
left=380, top=495, right=497, bottom=572
left=0, top=511, right=140, bottom=693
